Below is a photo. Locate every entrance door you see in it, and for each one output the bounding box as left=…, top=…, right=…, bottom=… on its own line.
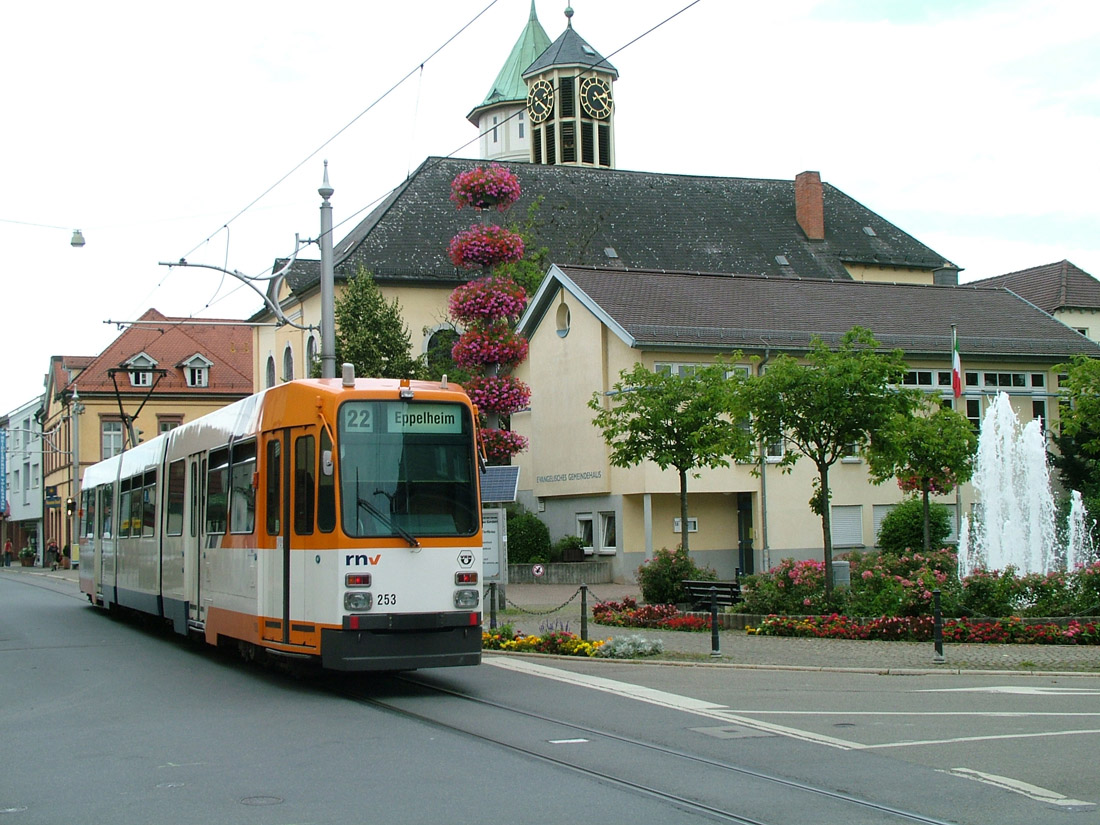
left=186, top=454, right=207, bottom=626
left=261, top=431, right=291, bottom=644
left=737, top=492, right=754, bottom=576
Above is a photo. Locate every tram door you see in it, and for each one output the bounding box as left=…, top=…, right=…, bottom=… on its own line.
left=186, top=453, right=205, bottom=625
left=261, top=429, right=294, bottom=645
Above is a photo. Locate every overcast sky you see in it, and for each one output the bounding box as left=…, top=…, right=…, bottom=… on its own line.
left=2, top=0, right=1097, bottom=415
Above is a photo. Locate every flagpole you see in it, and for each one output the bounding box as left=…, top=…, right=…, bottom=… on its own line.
left=952, top=323, right=962, bottom=542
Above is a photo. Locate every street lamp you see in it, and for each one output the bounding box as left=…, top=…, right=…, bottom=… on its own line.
left=70, top=229, right=86, bottom=247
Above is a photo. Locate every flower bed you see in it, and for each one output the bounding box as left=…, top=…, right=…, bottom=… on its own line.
left=753, top=613, right=1100, bottom=644
left=592, top=597, right=711, bottom=632
left=482, top=629, right=606, bottom=656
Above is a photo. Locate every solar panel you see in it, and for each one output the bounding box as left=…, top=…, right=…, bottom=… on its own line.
left=480, top=465, right=520, bottom=503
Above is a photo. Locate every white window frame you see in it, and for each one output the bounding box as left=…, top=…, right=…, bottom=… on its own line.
left=101, top=420, right=124, bottom=459
left=830, top=504, right=863, bottom=548
left=598, top=511, right=617, bottom=555
left=577, top=513, right=594, bottom=554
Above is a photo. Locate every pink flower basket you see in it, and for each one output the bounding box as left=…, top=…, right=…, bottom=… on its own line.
left=465, top=374, right=531, bottom=415
left=448, top=224, right=525, bottom=270
left=450, top=165, right=521, bottom=212
left=449, top=275, right=527, bottom=324
left=452, top=324, right=529, bottom=370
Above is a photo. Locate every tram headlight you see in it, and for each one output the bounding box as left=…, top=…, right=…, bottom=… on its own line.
left=453, top=589, right=479, bottom=609
left=344, top=591, right=374, bottom=611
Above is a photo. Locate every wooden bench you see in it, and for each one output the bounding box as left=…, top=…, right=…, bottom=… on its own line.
left=681, top=579, right=742, bottom=610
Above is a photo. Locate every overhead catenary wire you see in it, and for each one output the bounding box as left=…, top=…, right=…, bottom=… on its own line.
left=176, top=0, right=501, bottom=264
left=178, top=0, right=703, bottom=318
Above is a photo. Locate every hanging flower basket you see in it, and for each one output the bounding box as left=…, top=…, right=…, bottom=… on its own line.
left=481, top=427, right=528, bottom=464
left=466, top=374, right=531, bottom=415
left=449, top=275, right=527, bottom=324
left=447, top=224, right=525, bottom=270
left=452, top=324, right=529, bottom=370
left=450, top=164, right=522, bottom=212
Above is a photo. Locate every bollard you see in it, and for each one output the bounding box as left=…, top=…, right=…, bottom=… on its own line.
left=709, top=585, right=721, bottom=657
left=489, top=582, right=497, bottom=630
left=932, top=589, right=945, bottom=664
left=580, top=584, right=588, bottom=642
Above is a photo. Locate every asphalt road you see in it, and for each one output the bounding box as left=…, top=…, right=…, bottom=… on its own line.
left=3, top=569, right=1099, bottom=824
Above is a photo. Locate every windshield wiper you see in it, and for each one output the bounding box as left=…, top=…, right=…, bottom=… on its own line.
left=357, top=494, right=420, bottom=548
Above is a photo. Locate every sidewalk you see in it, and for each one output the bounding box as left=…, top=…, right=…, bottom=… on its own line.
left=497, top=581, right=1100, bottom=675
left=6, top=566, right=1099, bottom=674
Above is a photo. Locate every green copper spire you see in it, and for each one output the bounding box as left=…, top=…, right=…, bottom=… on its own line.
left=475, top=1, right=551, bottom=110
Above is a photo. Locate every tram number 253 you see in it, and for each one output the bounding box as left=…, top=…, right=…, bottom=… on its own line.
left=376, top=593, right=397, bottom=606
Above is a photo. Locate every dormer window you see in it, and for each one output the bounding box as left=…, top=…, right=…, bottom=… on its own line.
left=179, top=353, right=213, bottom=388
left=124, top=352, right=158, bottom=388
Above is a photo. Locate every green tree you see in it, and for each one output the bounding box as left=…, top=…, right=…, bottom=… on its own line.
left=1054, top=354, right=1100, bottom=527
left=493, top=196, right=551, bottom=297
left=333, top=266, right=423, bottom=379
left=741, top=328, right=918, bottom=599
left=875, top=497, right=953, bottom=555
left=589, top=361, right=752, bottom=553
left=867, top=400, right=977, bottom=552
left=1058, top=355, right=1100, bottom=454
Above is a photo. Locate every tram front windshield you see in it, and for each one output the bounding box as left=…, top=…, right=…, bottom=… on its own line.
left=338, top=400, right=479, bottom=539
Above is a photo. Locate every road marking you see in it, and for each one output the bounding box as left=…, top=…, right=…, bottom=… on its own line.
left=485, top=656, right=859, bottom=749
left=720, top=710, right=1100, bottom=717
left=548, top=738, right=589, bottom=744
left=861, top=728, right=1100, bottom=749
left=918, top=686, right=1100, bottom=696
left=945, top=768, right=1094, bottom=808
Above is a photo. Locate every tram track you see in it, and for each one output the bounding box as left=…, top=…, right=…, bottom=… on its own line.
left=326, top=668, right=961, bottom=825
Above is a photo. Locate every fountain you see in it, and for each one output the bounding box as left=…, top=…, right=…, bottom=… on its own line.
left=959, top=392, right=1095, bottom=576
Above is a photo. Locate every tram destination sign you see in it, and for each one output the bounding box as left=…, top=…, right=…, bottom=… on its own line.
left=391, top=403, right=462, bottom=434
left=343, top=402, right=463, bottom=435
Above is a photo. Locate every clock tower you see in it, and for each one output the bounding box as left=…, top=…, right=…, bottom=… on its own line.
left=523, top=5, right=617, bottom=168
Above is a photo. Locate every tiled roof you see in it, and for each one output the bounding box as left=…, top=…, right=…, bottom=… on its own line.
left=265, top=157, right=955, bottom=314
left=55, top=309, right=254, bottom=398
left=968, top=260, right=1100, bottom=313
left=522, top=20, right=617, bottom=78
left=528, top=265, right=1100, bottom=361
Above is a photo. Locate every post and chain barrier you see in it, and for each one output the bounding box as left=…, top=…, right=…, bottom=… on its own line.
left=484, top=583, right=613, bottom=641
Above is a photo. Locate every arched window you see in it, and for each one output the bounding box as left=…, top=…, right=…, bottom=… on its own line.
left=282, top=345, right=294, bottom=383
left=265, top=356, right=276, bottom=389
left=306, top=336, right=317, bottom=377
left=424, top=327, right=460, bottom=380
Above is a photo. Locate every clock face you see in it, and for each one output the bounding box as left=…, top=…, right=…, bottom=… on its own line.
left=527, top=79, right=554, bottom=124
left=580, top=77, right=613, bottom=119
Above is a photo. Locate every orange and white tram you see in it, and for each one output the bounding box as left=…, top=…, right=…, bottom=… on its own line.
left=78, top=374, right=484, bottom=671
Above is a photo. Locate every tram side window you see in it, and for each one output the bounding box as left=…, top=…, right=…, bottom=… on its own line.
left=294, top=435, right=315, bottom=535
left=206, top=448, right=229, bottom=534
left=266, top=440, right=281, bottom=535
left=141, top=470, right=156, bottom=538
left=81, top=488, right=96, bottom=538
left=102, top=487, right=113, bottom=538
left=230, top=441, right=257, bottom=534
left=130, top=478, right=143, bottom=537
left=119, top=478, right=133, bottom=538
left=166, top=459, right=185, bottom=537
left=318, top=429, right=335, bottom=533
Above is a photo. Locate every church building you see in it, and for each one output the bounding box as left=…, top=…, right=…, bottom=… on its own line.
left=249, top=3, right=1100, bottom=581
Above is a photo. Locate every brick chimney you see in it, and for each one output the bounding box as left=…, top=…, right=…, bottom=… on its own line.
left=794, top=170, right=825, bottom=240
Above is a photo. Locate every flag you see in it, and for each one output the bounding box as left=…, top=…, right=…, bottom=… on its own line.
left=951, top=327, right=962, bottom=399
